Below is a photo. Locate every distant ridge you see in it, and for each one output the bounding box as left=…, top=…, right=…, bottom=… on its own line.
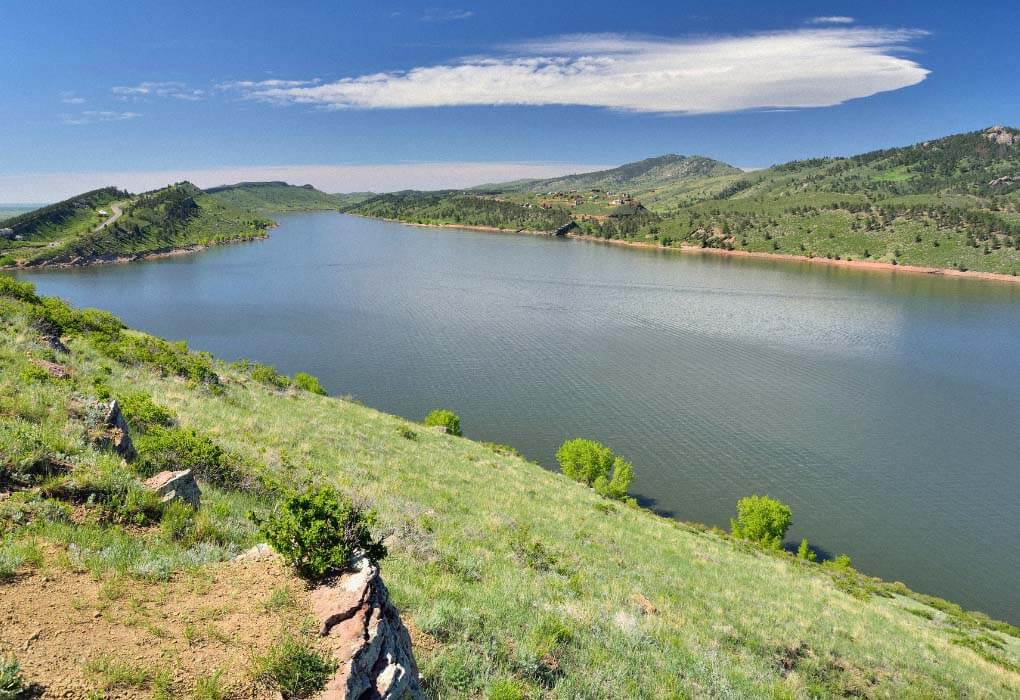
left=480, top=154, right=742, bottom=193
left=204, top=181, right=372, bottom=212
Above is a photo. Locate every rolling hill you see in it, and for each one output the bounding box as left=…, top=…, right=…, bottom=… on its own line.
left=1, top=182, right=271, bottom=267
left=348, top=126, right=1020, bottom=277
left=204, top=181, right=373, bottom=212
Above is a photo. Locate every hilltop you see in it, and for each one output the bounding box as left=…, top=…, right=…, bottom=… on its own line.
left=345, top=126, right=1020, bottom=278
left=479, top=154, right=742, bottom=196
left=204, top=181, right=372, bottom=212
left=1, top=277, right=1019, bottom=697
left=0, top=183, right=272, bottom=268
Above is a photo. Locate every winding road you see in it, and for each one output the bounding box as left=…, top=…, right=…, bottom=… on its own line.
left=94, top=203, right=124, bottom=232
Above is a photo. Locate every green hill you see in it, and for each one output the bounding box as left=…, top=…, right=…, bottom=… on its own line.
left=347, top=190, right=573, bottom=231
left=353, top=127, right=1020, bottom=277
left=2, top=183, right=271, bottom=268
left=1, top=277, right=1018, bottom=697
left=205, top=181, right=373, bottom=212
left=481, top=154, right=742, bottom=196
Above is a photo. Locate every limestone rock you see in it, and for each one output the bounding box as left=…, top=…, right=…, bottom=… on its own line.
left=143, top=469, right=201, bottom=508
left=311, top=557, right=423, bottom=700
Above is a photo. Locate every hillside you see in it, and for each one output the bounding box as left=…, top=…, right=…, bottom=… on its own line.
left=204, top=181, right=372, bottom=212
left=352, top=127, right=1020, bottom=278
left=1, top=183, right=272, bottom=268
left=347, top=190, right=573, bottom=231
left=2, top=276, right=1018, bottom=697
left=480, top=155, right=743, bottom=196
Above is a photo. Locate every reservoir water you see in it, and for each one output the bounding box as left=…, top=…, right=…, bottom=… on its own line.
left=18, top=213, right=1020, bottom=622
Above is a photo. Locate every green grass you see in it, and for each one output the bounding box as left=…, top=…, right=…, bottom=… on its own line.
left=2, top=282, right=1019, bottom=697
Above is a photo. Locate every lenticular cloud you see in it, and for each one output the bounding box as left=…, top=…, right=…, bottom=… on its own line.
left=233, top=29, right=929, bottom=114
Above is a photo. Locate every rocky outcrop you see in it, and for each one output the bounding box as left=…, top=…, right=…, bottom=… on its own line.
left=87, top=400, right=135, bottom=459
left=143, top=469, right=201, bottom=508
left=311, top=557, right=422, bottom=700
left=989, top=175, right=1016, bottom=188
left=984, top=125, right=1018, bottom=146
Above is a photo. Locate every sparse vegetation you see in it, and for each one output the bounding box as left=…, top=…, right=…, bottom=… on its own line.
left=253, top=635, right=335, bottom=698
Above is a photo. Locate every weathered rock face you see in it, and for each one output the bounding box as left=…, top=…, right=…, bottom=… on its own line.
left=984, top=125, right=1018, bottom=146
left=101, top=400, right=135, bottom=459
left=143, top=469, right=201, bottom=508
left=311, top=557, right=423, bottom=700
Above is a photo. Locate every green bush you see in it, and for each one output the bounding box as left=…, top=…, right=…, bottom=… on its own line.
left=424, top=409, right=462, bottom=436
left=117, top=391, right=176, bottom=431
left=135, top=426, right=231, bottom=484
left=489, top=679, right=528, bottom=700
left=48, top=455, right=164, bottom=525
left=98, top=333, right=218, bottom=385
left=253, top=635, right=335, bottom=698
left=797, top=538, right=817, bottom=562
left=730, top=495, right=792, bottom=549
left=292, top=372, right=327, bottom=395
left=0, top=276, right=39, bottom=304
left=555, top=438, right=614, bottom=487
left=252, top=486, right=386, bottom=579
left=248, top=362, right=290, bottom=389
left=593, top=456, right=634, bottom=501
left=0, top=655, right=26, bottom=699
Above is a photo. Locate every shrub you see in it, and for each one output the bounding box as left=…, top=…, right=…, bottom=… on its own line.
left=730, top=495, right=792, bottom=549
left=253, top=636, right=335, bottom=698
left=249, top=362, right=290, bottom=389
left=292, top=372, right=327, bottom=395
left=424, top=409, right=462, bottom=437
left=135, top=426, right=226, bottom=482
left=797, top=538, right=817, bottom=562
left=593, top=456, right=634, bottom=501
left=0, top=655, right=26, bottom=699
left=0, top=276, right=39, bottom=304
left=51, top=456, right=164, bottom=525
left=830, top=554, right=853, bottom=570
left=117, top=391, right=176, bottom=431
left=252, top=486, right=386, bottom=580
left=555, top=438, right=614, bottom=487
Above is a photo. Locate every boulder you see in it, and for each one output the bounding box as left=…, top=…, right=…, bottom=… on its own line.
left=984, top=125, right=1018, bottom=146
left=311, top=557, right=423, bottom=700
left=143, top=469, right=201, bottom=508
left=233, top=543, right=278, bottom=562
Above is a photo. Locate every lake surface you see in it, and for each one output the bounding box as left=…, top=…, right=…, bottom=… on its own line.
left=19, top=213, right=1020, bottom=622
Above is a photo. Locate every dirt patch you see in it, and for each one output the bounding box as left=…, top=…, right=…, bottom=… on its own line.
left=0, top=550, right=314, bottom=698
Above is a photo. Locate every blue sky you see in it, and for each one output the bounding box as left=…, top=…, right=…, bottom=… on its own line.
left=2, top=1, right=1018, bottom=201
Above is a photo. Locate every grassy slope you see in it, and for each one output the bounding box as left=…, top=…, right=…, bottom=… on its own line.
left=12, top=183, right=271, bottom=267
left=1, top=283, right=1017, bottom=698
left=204, top=181, right=372, bottom=212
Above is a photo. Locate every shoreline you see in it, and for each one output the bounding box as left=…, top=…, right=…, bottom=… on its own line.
left=347, top=213, right=1020, bottom=285
left=565, top=232, right=1020, bottom=284
left=2, top=234, right=267, bottom=271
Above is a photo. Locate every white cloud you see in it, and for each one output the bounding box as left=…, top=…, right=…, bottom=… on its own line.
left=226, top=29, right=928, bottom=114
left=0, top=162, right=616, bottom=203
left=421, top=8, right=474, bottom=22
left=60, top=91, right=86, bottom=105
left=62, top=111, right=142, bottom=126
left=112, top=81, right=206, bottom=101
left=807, top=16, right=856, bottom=25
left=216, top=78, right=321, bottom=92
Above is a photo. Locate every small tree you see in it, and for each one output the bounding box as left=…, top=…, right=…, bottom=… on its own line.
left=293, top=372, right=327, bottom=395
left=424, top=409, right=461, bottom=436
left=594, top=456, right=634, bottom=501
left=730, top=495, right=792, bottom=549
left=252, top=486, right=386, bottom=580
left=555, top=438, right=613, bottom=486
left=797, top=538, right=817, bottom=562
